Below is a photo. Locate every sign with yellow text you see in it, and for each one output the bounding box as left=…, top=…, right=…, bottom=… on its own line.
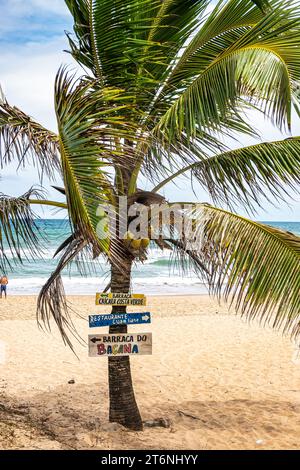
left=95, top=292, right=146, bottom=306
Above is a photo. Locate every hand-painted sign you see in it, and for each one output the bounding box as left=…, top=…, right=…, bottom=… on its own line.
left=95, top=292, right=146, bottom=306
left=88, top=333, right=152, bottom=357
left=89, top=312, right=151, bottom=328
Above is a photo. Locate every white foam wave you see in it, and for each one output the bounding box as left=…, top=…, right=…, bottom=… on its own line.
left=7, top=274, right=207, bottom=295
left=2, top=246, right=171, bottom=264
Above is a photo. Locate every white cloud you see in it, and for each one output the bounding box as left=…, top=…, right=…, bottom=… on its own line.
left=24, top=0, right=69, bottom=15
left=0, top=36, right=76, bottom=130
left=0, top=30, right=73, bottom=217
left=1, top=0, right=69, bottom=14
left=0, top=0, right=69, bottom=28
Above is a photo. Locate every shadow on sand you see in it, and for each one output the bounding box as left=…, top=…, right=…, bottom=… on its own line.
left=0, top=385, right=299, bottom=449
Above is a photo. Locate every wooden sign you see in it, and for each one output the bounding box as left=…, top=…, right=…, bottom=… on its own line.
left=89, top=312, right=151, bottom=328
left=95, top=292, right=146, bottom=306
left=88, top=333, right=152, bottom=357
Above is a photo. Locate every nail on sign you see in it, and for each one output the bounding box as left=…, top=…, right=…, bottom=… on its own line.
left=95, top=292, right=146, bottom=306
left=89, top=312, right=151, bottom=327
left=88, top=333, right=152, bottom=357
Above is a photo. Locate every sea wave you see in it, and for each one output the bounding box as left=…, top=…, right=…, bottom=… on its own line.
left=2, top=219, right=299, bottom=295
left=2, top=246, right=172, bottom=264
left=7, top=274, right=207, bottom=296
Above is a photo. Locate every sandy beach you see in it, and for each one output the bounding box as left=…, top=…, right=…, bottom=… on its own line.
left=0, top=294, right=299, bottom=450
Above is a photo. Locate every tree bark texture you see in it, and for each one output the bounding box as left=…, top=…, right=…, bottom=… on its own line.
left=108, top=256, right=143, bottom=430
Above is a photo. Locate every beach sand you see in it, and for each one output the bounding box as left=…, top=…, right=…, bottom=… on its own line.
left=0, top=295, right=299, bottom=450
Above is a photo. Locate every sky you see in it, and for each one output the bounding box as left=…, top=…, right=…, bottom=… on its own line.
left=0, top=0, right=300, bottom=221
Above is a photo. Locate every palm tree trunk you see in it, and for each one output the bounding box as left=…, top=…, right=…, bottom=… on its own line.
left=108, top=257, right=143, bottom=430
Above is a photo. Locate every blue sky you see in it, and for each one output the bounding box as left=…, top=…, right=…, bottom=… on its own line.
left=0, top=0, right=69, bottom=43
left=0, top=0, right=300, bottom=221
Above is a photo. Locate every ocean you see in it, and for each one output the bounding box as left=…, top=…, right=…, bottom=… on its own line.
left=2, top=220, right=300, bottom=295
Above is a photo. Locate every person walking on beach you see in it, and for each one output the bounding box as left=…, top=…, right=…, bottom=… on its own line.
left=0, top=275, right=8, bottom=299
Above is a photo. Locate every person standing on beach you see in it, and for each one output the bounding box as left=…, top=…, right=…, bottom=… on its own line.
left=0, top=275, right=8, bottom=299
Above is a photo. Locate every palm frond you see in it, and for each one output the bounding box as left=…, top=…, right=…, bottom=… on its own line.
left=167, top=238, right=211, bottom=282
left=66, top=0, right=162, bottom=85
left=137, top=0, right=209, bottom=89
left=0, top=92, right=60, bottom=179
left=65, top=0, right=95, bottom=72
left=0, top=188, right=44, bottom=270
left=192, top=204, right=300, bottom=340
left=147, top=0, right=209, bottom=45
left=37, top=235, right=89, bottom=351
left=164, top=0, right=264, bottom=88
left=251, top=0, right=271, bottom=11
left=38, top=228, right=113, bottom=350
left=66, top=1, right=210, bottom=110
left=143, top=100, right=259, bottom=185
left=54, top=67, right=135, bottom=261
left=153, top=136, right=300, bottom=212
left=52, top=185, right=66, bottom=196
left=155, top=4, right=300, bottom=139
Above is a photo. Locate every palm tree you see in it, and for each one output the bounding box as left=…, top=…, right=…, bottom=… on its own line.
left=1, top=0, right=300, bottom=431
